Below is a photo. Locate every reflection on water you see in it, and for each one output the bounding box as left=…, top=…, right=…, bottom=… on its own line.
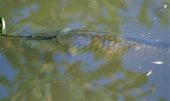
left=0, top=34, right=149, bottom=101
left=0, top=0, right=170, bottom=101
left=0, top=33, right=169, bottom=101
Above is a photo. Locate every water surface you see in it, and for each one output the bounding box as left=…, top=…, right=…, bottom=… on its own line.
left=0, top=0, right=170, bottom=101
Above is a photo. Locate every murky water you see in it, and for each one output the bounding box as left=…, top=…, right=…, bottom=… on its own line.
left=0, top=0, right=170, bottom=101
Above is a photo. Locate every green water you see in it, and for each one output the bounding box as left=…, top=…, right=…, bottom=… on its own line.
left=0, top=0, right=170, bottom=101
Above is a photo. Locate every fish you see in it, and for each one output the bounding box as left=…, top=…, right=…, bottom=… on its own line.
left=0, top=29, right=169, bottom=48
